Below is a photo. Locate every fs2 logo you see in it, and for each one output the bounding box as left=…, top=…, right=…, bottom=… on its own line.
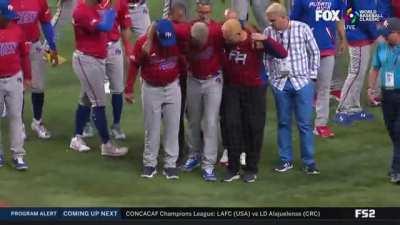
left=315, top=10, right=341, bottom=21
left=355, top=209, right=375, bottom=219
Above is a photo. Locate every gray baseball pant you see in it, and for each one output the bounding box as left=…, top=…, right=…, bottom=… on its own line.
left=142, top=79, right=181, bottom=169
left=0, top=72, right=25, bottom=157
left=315, top=55, right=335, bottom=126
left=129, top=3, right=151, bottom=36
left=186, top=72, right=223, bottom=171
left=231, top=0, right=270, bottom=30
left=337, top=45, right=372, bottom=114
left=30, top=41, right=46, bottom=93
left=72, top=50, right=107, bottom=107
left=106, top=40, right=124, bottom=94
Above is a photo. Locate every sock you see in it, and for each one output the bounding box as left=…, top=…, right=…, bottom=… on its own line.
left=92, top=106, right=110, bottom=144
left=31, top=93, right=44, bottom=121
left=112, top=93, right=123, bottom=125
left=74, top=104, right=91, bottom=135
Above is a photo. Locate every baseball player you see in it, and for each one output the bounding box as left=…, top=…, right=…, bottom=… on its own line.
left=229, top=0, right=271, bottom=30
left=125, top=19, right=183, bottom=180
left=128, top=0, right=150, bottom=36
left=51, top=0, right=77, bottom=35
left=0, top=0, right=32, bottom=170
left=180, top=0, right=225, bottom=182
left=220, top=19, right=287, bottom=182
left=334, top=0, right=378, bottom=125
left=11, top=0, right=58, bottom=139
left=69, top=0, right=128, bottom=156
left=290, top=0, right=346, bottom=138
left=163, top=0, right=196, bottom=20
left=80, top=0, right=133, bottom=140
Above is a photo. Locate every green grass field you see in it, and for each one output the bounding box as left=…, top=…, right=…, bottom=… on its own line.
left=0, top=0, right=398, bottom=207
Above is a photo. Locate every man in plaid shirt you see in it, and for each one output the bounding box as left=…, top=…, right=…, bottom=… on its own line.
left=264, top=3, right=321, bottom=174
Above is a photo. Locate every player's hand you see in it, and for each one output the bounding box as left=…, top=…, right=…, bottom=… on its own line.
left=49, top=50, right=58, bottom=67
left=367, top=88, right=378, bottom=105
left=24, top=79, right=32, bottom=90
left=337, top=39, right=346, bottom=55
left=124, top=92, right=135, bottom=104
left=251, top=33, right=267, bottom=41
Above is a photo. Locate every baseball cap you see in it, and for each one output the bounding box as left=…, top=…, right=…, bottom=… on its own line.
left=156, top=19, right=176, bottom=47
left=379, top=17, right=400, bottom=37
left=0, top=0, right=18, bottom=21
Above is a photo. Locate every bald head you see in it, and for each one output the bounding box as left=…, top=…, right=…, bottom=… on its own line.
left=222, top=19, right=246, bottom=44
left=191, top=22, right=209, bottom=48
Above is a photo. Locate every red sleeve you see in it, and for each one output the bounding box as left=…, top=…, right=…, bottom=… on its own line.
left=173, top=22, right=191, bottom=42
left=125, top=36, right=146, bottom=94
left=73, top=6, right=99, bottom=32
left=17, top=27, right=31, bottom=81
left=38, top=0, right=52, bottom=23
left=263, top=36, right=288, bottom=58
left=118, top=0, right=132, bottom=29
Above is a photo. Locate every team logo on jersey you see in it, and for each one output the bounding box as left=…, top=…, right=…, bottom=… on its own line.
left=16, top=11, right=38, bottom=24
left=228, top=50, right=247, bottom=65
left=0, top=42, right=17, bottom=56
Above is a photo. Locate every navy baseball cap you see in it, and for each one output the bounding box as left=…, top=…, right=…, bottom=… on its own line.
left=379, top=17, right=400, bottom=37
left=0, top=0, right=18, bottom=21
left=156, top=19, right=176, bottom=47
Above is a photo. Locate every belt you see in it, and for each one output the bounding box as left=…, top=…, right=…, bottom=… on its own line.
left=192, top=71, right=221, bottom=80
left=128, top=1, right=145, bottom=9
left=0, top=74, right=15, bottom=79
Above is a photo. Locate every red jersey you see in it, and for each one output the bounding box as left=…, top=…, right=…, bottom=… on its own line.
left=187, top=20, right=224, bottom=79
left=97, top=0, right=132, bottom=42
left=10, top=0, right=52, bottom=42
left=125, top=35, right=183, bottom=93
left=0, top=22, right=31, bottom=80
left=73, top=2, right=108, bottom=59
left=394, top=0, right=400, bottom=18
left=223, top=34, right=287, bottom=87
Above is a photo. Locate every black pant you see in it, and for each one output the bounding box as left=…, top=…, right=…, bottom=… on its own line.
left=382, top=89, right=400, bottom=173
left=221, top=84, right=267, bottom=174
left=178, top=75, right=187, bottom=164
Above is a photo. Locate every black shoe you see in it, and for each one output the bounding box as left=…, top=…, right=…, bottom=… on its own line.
left=274, top=161, right=293, bottom=173
left=163, top=167, right=179, bottom=180
left=242, top=172, right=257, bottom=183
left=141, top=166, right=157, bottom=178
left=304, top=164, right=320, bottom=175
left=222, top=171, right=240, bottom=182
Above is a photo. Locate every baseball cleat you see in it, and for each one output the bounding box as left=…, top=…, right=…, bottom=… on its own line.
left=242, top=172, right=257, bottom=183
left=240, top=152, right=246, bottom=166
left=163, top=167, right=179, bottom=180
left=202, top=169, right=217, bottom=182
left=141, top=167, right=157, bottom=178
left=313, top=126, right=335, bottom=138
left=12, top=155, right=28, bottom=171
left=82, top=123, right=94, bottom=138
left=110, top=124, right=126, bottom=140
left=181, top=157, right=200, bottom=172
left=69, top=136, right=91, bottom=152
left=219, top=149, right=228, bottom=166
left=31, top=119, right=51, bottom=139
left=222, top=171, right=240, bottom=182
left=101, top=141, right=128, bottom=157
